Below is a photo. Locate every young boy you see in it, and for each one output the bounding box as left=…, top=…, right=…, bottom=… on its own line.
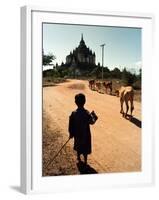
left=68, top=93, right=98, bottom=165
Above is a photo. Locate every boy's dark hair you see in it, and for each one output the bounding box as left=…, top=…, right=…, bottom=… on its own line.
left=75, top=93, right=86, bottom=107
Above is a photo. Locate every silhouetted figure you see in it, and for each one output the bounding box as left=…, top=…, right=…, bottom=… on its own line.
left=69, top=93, right=98, bottom=165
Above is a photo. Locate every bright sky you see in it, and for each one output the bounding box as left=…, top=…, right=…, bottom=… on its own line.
left=43, top=23, right=141, bottom=73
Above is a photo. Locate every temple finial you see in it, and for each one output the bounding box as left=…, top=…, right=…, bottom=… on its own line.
left=81, top=33, right=83, bottom=41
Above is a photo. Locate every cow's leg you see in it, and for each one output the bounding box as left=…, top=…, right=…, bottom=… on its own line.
left=130, top=99, right=134, bottom=120
left=96, top=85, right=98, bottom=92
left=125, top=101, right=129, bottom=118
left=120, top=98, right=124, bottom=115
left=95, top=84, right=97, bottom=91
left=98, top=84, right=101, bottom=93
left=104, top=85, right=107, bottom=94
left=107, top=86, right=109, bottom=94
left=105, top=86, right=107, bottom=94
left=110, top=86, right=112, bottom=95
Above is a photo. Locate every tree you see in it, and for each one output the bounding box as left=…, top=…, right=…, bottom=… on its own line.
left=138, top=68, right=141, bottom=80
left=95, top=66, right=102, bottom=79
left=103, top=67, right=111, bottom=79
left=132, top=68, right=141, bottom=90
left=111, top=67, right=121, bottom=79
left=43, top=53, right=56, bottom=66
left=122, top=68, right=137, bottom=85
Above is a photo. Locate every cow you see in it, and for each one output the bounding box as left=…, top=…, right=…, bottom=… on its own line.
left=116, top=86, right=134, bottom=119
left=89, top=79, right=95, bottom=90
left=95, top=81, right=102, bottom=93
left=103, top=81, right=112, bottom=94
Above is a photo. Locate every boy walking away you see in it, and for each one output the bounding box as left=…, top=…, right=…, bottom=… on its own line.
left=68, top=93, right=98, bottom=165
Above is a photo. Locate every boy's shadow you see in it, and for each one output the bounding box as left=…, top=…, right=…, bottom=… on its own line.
left=76, top=161, right=98, bottom=174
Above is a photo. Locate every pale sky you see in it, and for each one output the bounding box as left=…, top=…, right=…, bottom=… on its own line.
left=43, top=23, right=141, bottom=73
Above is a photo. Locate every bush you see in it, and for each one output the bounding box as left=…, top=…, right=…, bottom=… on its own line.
left=111, top=68, right=121, bottom=79
left=133, top=80, right=141, bottom=90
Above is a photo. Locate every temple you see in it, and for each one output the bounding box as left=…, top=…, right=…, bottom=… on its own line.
left=65, top=34, right=96, bottom=68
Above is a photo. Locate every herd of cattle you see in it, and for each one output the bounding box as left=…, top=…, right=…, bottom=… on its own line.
left=89, top=79, right=113, bottom=94
left=88, top=79, right=134, bottom=120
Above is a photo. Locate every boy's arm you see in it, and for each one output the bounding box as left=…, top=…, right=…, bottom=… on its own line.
left=68, top=113, right=74, bottom=138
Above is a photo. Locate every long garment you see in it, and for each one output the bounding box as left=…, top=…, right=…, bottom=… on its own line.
left=69, top=108, right=96, bottom=155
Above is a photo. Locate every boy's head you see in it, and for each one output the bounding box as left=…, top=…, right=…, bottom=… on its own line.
left=75, top=93, right=86, bottom=107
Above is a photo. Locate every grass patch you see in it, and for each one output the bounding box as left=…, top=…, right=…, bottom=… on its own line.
left=67, top=83, right=85, bottom=90
left=43, top=77, right=67, bottom=87
left=42, top=111, right=78, bottom=176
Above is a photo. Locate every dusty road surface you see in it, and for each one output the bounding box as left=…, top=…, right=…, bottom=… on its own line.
left=43, top=79, right=141, bottom=176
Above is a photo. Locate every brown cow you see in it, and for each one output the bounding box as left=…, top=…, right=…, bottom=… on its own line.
left=95, top=81, right=102, bottom=92
left=103, top=81, right=112, bottom=94
left=89, top=79, right=95, bottom=90
left=117, top=86, right=134, bottom=119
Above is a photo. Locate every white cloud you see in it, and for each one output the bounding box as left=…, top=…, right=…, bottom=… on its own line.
left=135, top=61, right=142, bottom=68
left=128, top=61, right=142, bottom=74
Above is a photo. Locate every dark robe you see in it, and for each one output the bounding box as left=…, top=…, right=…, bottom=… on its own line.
left=69, top=108, right=97, bottom=155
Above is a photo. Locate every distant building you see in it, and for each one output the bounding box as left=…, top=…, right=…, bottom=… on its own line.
left=65, top=34, right=96, bottom=68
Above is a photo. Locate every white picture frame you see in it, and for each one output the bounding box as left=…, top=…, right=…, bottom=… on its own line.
left=21, top=5, right=154, bottom=194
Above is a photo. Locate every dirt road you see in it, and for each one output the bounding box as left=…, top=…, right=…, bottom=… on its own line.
left=43, top=79, right=141, bottom=176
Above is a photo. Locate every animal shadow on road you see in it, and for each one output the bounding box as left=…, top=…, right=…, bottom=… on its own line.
left=77, top=161, right=98, bottom=174
left=128, top=115, right=142, bottom=128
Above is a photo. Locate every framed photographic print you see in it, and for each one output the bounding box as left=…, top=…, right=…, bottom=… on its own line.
left=21, top=6, right=154, bottom=194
